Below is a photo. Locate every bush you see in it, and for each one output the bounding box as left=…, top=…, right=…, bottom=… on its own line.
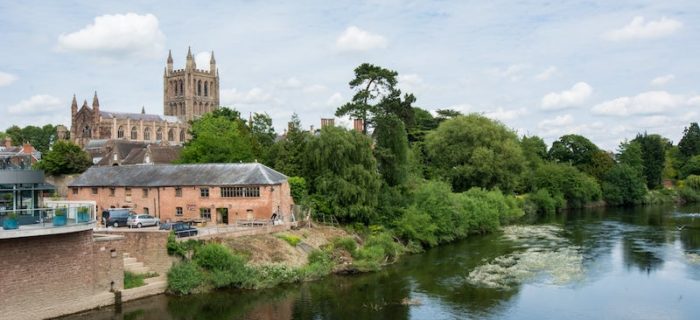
left=167, top=261, right=205, bottom=295
left=193, top=243, right=247, bottom=288
left=299, top=249, right=334, bottom=280
left=167, top=233, right=202, bottom=259
left=394, top=206, right=438, bottom=247
left=331, top=237, right=358, bottom=254
left=276, top=234, right=302, bottom=247
left=686, top=175, right=700, bottom=191
left=602, top=164, right=647, bottom=206
left=531, top=162, right=601, bottom=208
left=124, top=271, right=145, bottom=289
left=643, top=189, right=677, bottom=205
left=525, top=188, right=560, bottom=217
left=288, top=176, right=308, bottom=204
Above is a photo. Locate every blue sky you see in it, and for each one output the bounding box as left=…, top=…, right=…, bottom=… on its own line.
left=0, top=0, right=698, bottom=150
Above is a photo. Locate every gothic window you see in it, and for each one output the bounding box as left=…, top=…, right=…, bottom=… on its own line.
left=179, top=80, right=184, bottom=95
left=180, top=129, right=185, bottom=142
left=197, top=80, right=202, bottom=96
left=205, top=103, right=209, bottom=112
left=117, top=126, right=124, bottom=138
left=131, top=126, right=137, bottom=140
left=204, top=82, right=208, bottom=96
left=180, top=103, right=185, bottom=114
left=144, top=127, right=151, bottom=141
left=156, top=127, right=163, bottom=141
left=83, top=126, right=91, bottom=138
left=168, top=129, right=174, bottom=141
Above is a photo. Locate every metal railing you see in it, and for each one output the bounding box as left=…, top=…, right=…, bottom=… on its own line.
left=0, top=201, right=97, bottom=229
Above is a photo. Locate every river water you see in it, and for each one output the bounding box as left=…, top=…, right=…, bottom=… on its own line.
left=66, top=204, right=700, bottom=320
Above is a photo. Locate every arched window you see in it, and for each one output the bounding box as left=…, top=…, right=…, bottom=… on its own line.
left=168, top=129, right=174, bottom=141
left=156, top=127, right=163, bottom=141
left=144, top=127, right=151, bottom=141
left=197, top=80, right=202, bottom=96
left=204, top=82, right=208, bottom=96
left=204, top=103, right=209, bottom=112
left=179, top=80, right=184, bottom=95
left=117, top=126, right=124, bottom=138
left=180, top=129, right=186, bottom=142
left=131, top=127, right=137, bottom=140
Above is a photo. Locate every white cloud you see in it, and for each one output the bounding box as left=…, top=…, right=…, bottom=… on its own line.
left=534, top=66, right=557, bottom=81
left=0, top=71, right=17, bottom=87
left=591, top=91, right=689, bottom=116
left=303, top=84, right=327, bottom=94
left=638, top=115, right=672, bottom=128
left=326, top=92, right=344, bottom=107
left=484, top=107, right=527, bottom=121
left=194, top=51, right=211, bottom=71
left=541, top=82, right=592, bottom=110
left=8, top=95, right=63, bottom=115
left=282, top=77, right=302, bottom=89
left=335, top=26, right=387, bottom=52
left=650, top=74, right=674, bottom=86
left=538, top=114, right=574, bottom=129
left=56, top=13, right=165, bottom=58
left=220, top=87, right=272, bottom=105
left=488, top=64, right=529, bottom=81
left=604, top=16, right=682, bottom=41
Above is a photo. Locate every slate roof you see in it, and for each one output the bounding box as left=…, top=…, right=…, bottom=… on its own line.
left=69, top=163, right=288, bottom=187
left=100, top=111, right=182, bottom=123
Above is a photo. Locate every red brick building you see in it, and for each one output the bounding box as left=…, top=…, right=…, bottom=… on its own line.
left=68, top=163, right=294, bottom=224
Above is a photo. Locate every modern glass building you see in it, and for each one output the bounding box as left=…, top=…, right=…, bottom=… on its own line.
left=0, top=154, right=55, bottom=225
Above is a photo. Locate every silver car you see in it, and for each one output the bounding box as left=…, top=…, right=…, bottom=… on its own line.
left=127, top=214, right=160, bottom=228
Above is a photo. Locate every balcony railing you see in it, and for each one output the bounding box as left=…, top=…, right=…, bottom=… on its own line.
left=0, top=201, right=96, bottom=238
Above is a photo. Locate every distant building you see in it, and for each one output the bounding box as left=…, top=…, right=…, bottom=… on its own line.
left=0, top=137, right=41, bottom=167
left=70, top=47, right=219, bottom=148
left=84, top=139, right=181, bottom=166
left=68, top=163, right=294, bottom=224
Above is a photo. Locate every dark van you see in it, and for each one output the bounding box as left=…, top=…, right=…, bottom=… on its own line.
left=102, top=209, right=133, bottom=227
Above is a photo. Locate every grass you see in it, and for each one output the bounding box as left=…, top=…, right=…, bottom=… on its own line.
left=124, top=271, right=145, bottom=289
left=276, top=233, right=302, bottom=247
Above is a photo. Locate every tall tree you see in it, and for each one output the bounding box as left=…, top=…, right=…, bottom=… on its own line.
left=34, top=141, right=91, bottom=176
left=268, top=113, right=309, bottom=177
left=678, top=122, right=700, bottom=162
left=618, top=140, right=644, bottom=177
left=548, top=134, right=600, bottom=169
left=520, top=135, right=548, bottom=170
left=632, top=133, right=666, bottom=189
left=178, top=112, right=253, bottom=163
left=335, top=63, right=398, bottom=134
left=249, top=112, right=276, bottom=161
left=373, top=114, right=409, bottom=186
left=5, top=124, right=57, bottom=154
left=303, top=126, right=381, bottom=224
left=425, top=114, right=525, bottom=193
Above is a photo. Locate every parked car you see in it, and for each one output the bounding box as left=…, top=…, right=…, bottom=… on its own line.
left=172, top=222, right=198, bottom=237
left=127, top=214, right=160, bottom=228
left=102, top=209, right=134, bottom=228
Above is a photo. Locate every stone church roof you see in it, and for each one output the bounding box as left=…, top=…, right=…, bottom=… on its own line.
left=100, top=111, right=181, bottom=123
left=70, top=163, right=288, bottom=187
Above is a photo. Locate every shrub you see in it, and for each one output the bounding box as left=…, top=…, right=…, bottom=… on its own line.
left=602, top=164, right=647, bottom=206
left=124, top=271, right=145, bottom=289
left=686, top=175, right=700, bottom=191
left=276, top=234, right=302, bottom=247
left=525, top=188, right=560, bottom=217
left=166, top=233, right=202, bottom=259
left=643, top=189, right=677, bottom=205
left=167, top=261, right=205, bottom=295
left=193, top=243, right=247, bottom=288
left=394, top=206, right=438, bottom=247
left=531, top=162, right=601, bottom=208
left=288, top=176, right=308, bottom=204
left=331, top=237, right=358, bottom=254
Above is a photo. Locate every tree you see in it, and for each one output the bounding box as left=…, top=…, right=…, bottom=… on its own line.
left=268, top=113, right=309, bottom=177
left=632, top=133, right=666, bottom=189
left=373, top=114, right=409, bottom=186
left=178, top=112, right=253, bottom=163
left=520, top=135, right=548, bottom=170
left=548, top=134, right=600, bottom=169
left=34, top=141, right=91, bottom=175
left=408, top=107, right=438, bottom=143
left=335, top=63, right=398, bottom=134
left=678, top=122, right=700, bottom=162
left=531, top=162, right=602, bottom=208
left=434, top=109, right=463, bottom=123
left=602, top=164, right=647, bottom=206
left=582, top=150, right=615, bottom=181
left=303, top=126, right=381, bottom=224
left=249, top=112, right=276, bottom=160
left=425, top=114, right=525, bottom=192
left=681, top=155, right=700, bottom=178
left=5, top=124, right=57, bottom=154
left=618, top=140, right=644, bottom=177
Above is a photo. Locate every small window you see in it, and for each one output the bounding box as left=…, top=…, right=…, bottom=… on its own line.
left=176, top=207, right=183, bottom=216
left=175, top=187, right=182, bottom=197
left=143, top=208, right=149, bottom=214
left=109, top=188, right=115, bottom=196
left=125, top=187, right=132, bottom=197
left=200, top=208, right=211, bottom=221
left=72, top=188, right=78, bottom=195
left=142, top=188, right=148, bottom=198
left=200, top=187, right=209, bottom=198
left=91, top=187, right=98, bottom=195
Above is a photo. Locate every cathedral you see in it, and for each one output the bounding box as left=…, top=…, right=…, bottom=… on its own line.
left=70, top=47, right=220, bottom=148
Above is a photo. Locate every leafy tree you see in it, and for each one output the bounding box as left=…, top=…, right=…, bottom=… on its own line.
left=287, top=176, right=308, bottom=204
left=583, top=150, right=615, bottom=181
left=335, top=63, right=399, bottom=134
left=303, top=126, right=381, bottom=224
left=34, top=140, right=91, bottom=175
left=249, top=112, right=276, bottom=160
left=602, top=164, right=647, bottom=206
left=531, top=162, right=602, bottom=208
left=425, top=114, right=525, bottom=192
left=434, top=109, right=463, bottom=123
left=548, top=134, right=600, bottom=170
left=5, top=124, right=57, bottom=154
left=520, top=135, right=548, bottom=170
left=373, top=114, right=409, bottom=186
left=632, top=133, right=666, bottom=189
left=618, top=140, right=644, bottom=177
left=678, top=122, right=700, bottom=162
left=408, top=107, right=438, bottom=143
left=178, top=112, right=253, bottom=163
left=681, top=155, right=700, bottom=178
left=268, top=113, right=309, bottom=177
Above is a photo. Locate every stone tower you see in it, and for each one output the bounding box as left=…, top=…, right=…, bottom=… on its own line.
left=163, top=47, right=220, bottom=122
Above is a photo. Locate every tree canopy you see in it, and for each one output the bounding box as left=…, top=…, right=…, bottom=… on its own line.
left=34, top=140, right=91, bottom=176
left=5, top=124, right=57, bottom=154
left=178, top=110, right=254, bottom=163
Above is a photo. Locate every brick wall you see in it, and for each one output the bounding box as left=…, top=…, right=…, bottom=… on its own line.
left=0, top=231, right=123, bottom=319
left=98, top=230, right=176, bottom=275
left=69, top=181, right=295, bottom=225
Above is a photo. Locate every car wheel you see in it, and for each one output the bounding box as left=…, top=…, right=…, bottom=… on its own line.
left=113, top=222, right=119, bottom=228
left=137, top=223, right=142, bottom=228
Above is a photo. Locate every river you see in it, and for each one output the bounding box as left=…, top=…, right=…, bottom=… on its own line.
left=64, top=204, right=700, bottom=320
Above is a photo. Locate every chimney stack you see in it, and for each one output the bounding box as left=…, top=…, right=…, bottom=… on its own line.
left=353, top=118, right=364, bottom=132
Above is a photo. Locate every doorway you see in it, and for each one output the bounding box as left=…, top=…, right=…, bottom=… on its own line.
left=217, top=208, right=229, bottom=224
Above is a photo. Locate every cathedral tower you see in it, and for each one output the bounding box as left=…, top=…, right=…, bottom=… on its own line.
left=163, top=47, right=220, bottom=122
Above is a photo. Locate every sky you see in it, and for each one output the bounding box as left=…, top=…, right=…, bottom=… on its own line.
left=0, top=0, right=698, bottom=150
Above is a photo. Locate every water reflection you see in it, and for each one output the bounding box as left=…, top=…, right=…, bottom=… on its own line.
left=61, top=204, right=700, bottom=320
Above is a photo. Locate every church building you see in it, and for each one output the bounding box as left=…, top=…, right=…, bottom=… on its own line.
left=70, top=47, right=219, bottom=148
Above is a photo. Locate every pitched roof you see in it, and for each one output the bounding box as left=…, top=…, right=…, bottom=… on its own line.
left=100, top=110, right=182, bottom=123
left=69, top=163, right=288, bottom=187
